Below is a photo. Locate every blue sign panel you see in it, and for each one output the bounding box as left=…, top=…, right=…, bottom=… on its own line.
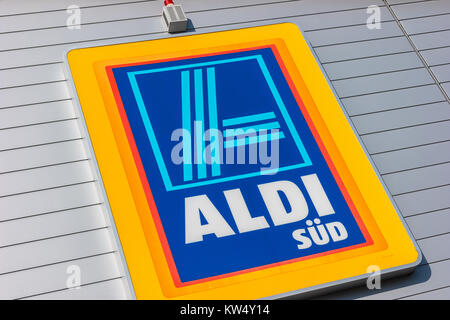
left=110, top=47, right=368, bottom=285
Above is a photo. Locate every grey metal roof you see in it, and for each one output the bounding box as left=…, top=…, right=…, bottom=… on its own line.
left=0, top=0, right=449, bottom=299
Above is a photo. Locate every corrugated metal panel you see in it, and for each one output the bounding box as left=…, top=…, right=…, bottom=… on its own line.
left=0, top=0, right=449, bottom=299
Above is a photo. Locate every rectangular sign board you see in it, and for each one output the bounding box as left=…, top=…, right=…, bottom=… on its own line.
left=66, top=23, right=420, bottom=299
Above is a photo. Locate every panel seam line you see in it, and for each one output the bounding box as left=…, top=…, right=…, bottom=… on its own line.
left=383, top=0, right=450, bottom=103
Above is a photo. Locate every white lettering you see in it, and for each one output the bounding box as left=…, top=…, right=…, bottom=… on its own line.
left=185, top=194, right=235, bottom=244
left=258, top=180, right=308, bottom=226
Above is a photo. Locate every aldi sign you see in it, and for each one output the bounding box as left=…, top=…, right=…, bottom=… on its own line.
left=66, top=23, right=420, bottom=299
left=107, top=46, right=370, bottom=285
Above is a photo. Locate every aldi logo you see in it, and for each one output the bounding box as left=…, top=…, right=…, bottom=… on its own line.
left=106, top=46, right=371, bottom=286
left=67, top=23, right=420, bottom=299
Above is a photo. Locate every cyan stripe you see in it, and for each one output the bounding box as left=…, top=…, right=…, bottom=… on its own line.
left=224, top=121, right=280, bottom=137
left=181, top=70, right=192, bottom=182
left=225, top=131, right=285, bottom=148
left=168, top=162, right=310, bottom=190
left=194, top=69, right=207, bottom=179
left=222, top=112, right=276, bottom=127
left=128, top=73, right=173, bottom=190
left=130, top=55, right=259, bottom=76
left=207, top=67, right=220, bottom=177
left=256, top=56, right=312, bottom=166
